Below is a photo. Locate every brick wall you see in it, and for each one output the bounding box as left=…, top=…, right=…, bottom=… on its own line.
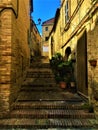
left=0, top=0, right=30, bottom=117
left=0, top=10, right=12, bottom=116
left=31, top=20, right=42, bottom=56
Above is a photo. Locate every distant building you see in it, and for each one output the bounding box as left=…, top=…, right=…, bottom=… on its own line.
left=42, top=18, right=54, bottom=57
left=0, top=0, right=32, bottom=117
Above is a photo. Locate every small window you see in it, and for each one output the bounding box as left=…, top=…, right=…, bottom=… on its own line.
left=45, top=37, right=49, bottom=41
left=65, top=0, right=69, bottom=23
left=45, top=27, right=48, bottom=31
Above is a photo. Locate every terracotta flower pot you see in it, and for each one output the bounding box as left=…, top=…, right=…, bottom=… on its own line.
left=89, top=59, right=97, bottom=67
left=59, top=81, right=67, bottom=89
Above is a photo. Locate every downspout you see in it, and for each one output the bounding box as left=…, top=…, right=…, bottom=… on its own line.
left=0, top=0, right=19, bottom=19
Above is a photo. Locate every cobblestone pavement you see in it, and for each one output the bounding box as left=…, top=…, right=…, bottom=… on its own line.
left=0, top=59, right=98, bottom=129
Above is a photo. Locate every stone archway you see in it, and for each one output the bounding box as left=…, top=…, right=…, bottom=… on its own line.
left=77, top=30, right=88, bottom=96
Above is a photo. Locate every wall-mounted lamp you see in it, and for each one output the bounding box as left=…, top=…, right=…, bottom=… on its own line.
left=36, top=18, right=41, bottom=25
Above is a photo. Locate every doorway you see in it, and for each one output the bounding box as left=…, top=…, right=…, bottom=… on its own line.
left=77, top=30, right=88, bottom=96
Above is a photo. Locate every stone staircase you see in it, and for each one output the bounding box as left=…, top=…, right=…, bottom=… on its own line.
left=0, top=62, right=98, bottom=129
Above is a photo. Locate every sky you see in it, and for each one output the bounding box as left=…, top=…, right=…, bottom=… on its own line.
left=31, top=0, right=60, bottom=35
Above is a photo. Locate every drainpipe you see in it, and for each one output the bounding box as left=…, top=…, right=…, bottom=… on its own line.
left=0, top=0, right=19, bottom=19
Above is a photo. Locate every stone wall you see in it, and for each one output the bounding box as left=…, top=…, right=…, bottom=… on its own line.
left=87, top=16, right=98, bottom=118
left=48, top=0, right=98, bottom=116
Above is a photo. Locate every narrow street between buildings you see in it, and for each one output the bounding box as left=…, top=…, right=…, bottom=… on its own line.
left=0, top=57, right=98, bottom=129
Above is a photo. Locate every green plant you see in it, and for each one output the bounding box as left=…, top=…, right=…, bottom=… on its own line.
left=49, top=52, right=63, bottom=70
left=50, top=54, right=74, bottom=85
left=63, top=77, right=69, bottom=83
left=69, top=73, right=75, bottom=82
left=55, top=75, right=62, bottom=83
left=81, top=103, right=94, bottom=113
left=57, top=60, right=73, bottom=79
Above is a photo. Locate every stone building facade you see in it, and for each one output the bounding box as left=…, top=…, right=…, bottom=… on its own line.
left=49, top=0, right=98, bottom=117
left=30, top=19, right=42, bottom=58
left=42, top=18, right=54, bottom=57
left=0, top=0, right=32, bottom=117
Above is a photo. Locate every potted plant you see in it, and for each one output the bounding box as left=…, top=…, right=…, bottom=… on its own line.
left=57, top=60, right=73, bottom=84
left=49, top=52, right=63, bottom=74
left=55, top=74, right=62, bottom=84
left=57, top=60, right=72, bottom=76
left=81, top=103, right=94, bottom=113
left=55, top=73, right=67, bottom=89
left=59, top=77, right=68, bottom=89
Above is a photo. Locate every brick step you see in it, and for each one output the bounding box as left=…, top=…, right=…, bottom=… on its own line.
left=16, top=94, right=83, bottom=103
left=21, top=81, right=59, bottom=88
left=22, top=83, right=56, bottom=87
left=17, top=98, right=83, bottom=102
left=10, top=109, right=95, bottom=119
left=21, top=83, right=57, bottom=87
left=16, top=97, right=62, bottom=102
left=20, top=87, right=61, bottom=92
left=30, top=63, right=50, bottom=68
left=26, top=71, right=55, bottom=78
left=27, top=71, right=53, bottom=74
left=17, top=91, right=83, bottom=102
left=26, top=74, right=55, bottom=78
left=27, top=68, right=53, bottom=73
left=27, top=69, right=51, bottom=74
left=13, top=101, right=85, bottom=110
left=0, top=118, right=98, bottom=129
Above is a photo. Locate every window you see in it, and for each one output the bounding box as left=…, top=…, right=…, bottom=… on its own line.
left=65, top=0, right=69, bottom=23
left=45, top=37, right=49, bottom=41
left=45, top=27, right=48, bottom=31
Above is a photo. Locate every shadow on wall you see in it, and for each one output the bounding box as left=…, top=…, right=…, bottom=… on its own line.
left=91, top=79, right=98, bottom=101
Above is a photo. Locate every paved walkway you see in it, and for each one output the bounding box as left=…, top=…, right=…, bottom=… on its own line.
left=0, top=57, right=98, bottom=129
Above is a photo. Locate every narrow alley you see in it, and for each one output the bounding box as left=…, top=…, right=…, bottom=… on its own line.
left=0, top=57, right=98, bottom=129
left=0, top=0, right=98, bottom=129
